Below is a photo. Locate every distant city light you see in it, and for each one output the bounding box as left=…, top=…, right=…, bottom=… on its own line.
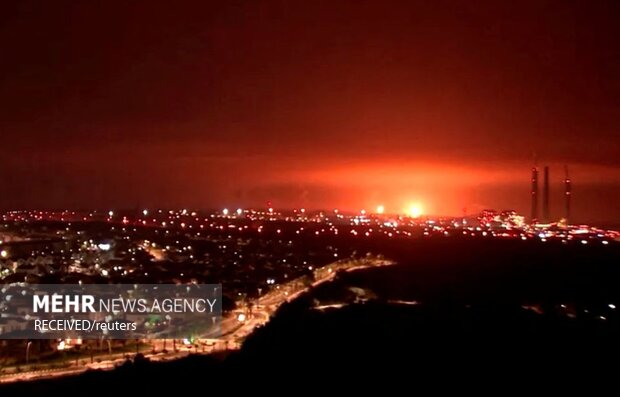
left=360, top=209, right=366, bottom=215
left=222, top=208, right=229, bottom=216
left=98, top=243, right=111, bottom=251
left=376, top=205, right=385, bottom=215
left=108, top=210, right=114, bottom=217
left=142, top=209, right=148, bottom=216
left=0, top=250, right=7, bottom=258
left=237, top=313, right=246, bottom=322
left=236, top=208, right=243, bottom=215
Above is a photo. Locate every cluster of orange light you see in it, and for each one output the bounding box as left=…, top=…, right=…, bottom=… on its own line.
left=373, top=203, right=424, bottom=218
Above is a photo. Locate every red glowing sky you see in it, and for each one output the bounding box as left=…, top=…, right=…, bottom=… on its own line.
left=1, top=1, right=619, bottom=223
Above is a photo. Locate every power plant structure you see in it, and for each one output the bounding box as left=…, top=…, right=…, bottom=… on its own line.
left=530, top=167, right=538, bottom=221
left=530, top=164, right=573, bottom=225
left=542, top=166, right=550, bottom=223
left=564, top=166, right=571, bottom=224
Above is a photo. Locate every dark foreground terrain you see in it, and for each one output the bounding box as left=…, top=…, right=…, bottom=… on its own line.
left=3, top=236, right=620, bottom=390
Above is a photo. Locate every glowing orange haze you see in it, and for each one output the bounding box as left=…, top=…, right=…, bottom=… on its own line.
left=272, top=162, right=505, bottom=215
left=263, top=160, right=620, bottom=219
left=7, top=144, right=620, bottom=224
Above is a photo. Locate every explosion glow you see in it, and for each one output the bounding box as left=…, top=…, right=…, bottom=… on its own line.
left=407, top=204, right=424, bottom=218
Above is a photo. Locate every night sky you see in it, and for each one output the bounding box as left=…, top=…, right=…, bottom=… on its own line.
left=1, top=1, right=619, bottom=224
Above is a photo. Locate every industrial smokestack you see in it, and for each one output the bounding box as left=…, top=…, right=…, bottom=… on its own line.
left=564, top=165, right=571, bottom=224
left=542, top=166, right=550, bottom=222
left=530, top=167, right=538, bottom=222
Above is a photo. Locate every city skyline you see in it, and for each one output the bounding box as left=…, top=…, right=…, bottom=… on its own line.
left=0, top=163, right=613, bottom=226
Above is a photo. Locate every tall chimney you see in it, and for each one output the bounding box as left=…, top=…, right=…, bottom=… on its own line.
left=530, top=167, right=538, bottom=222
left=542, top=166, right=550, bottom=222
left=564, top=165, right=571, bottom=224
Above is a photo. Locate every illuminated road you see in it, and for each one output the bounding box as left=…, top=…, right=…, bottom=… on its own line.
left=0, top=258, right=392, bottom=384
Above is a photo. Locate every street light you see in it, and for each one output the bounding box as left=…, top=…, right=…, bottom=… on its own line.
left=25, top=341, right=32, bottom=364
left=99, top=337, right=111, bottom=355
left=257, top=287, right=262, bottom=309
